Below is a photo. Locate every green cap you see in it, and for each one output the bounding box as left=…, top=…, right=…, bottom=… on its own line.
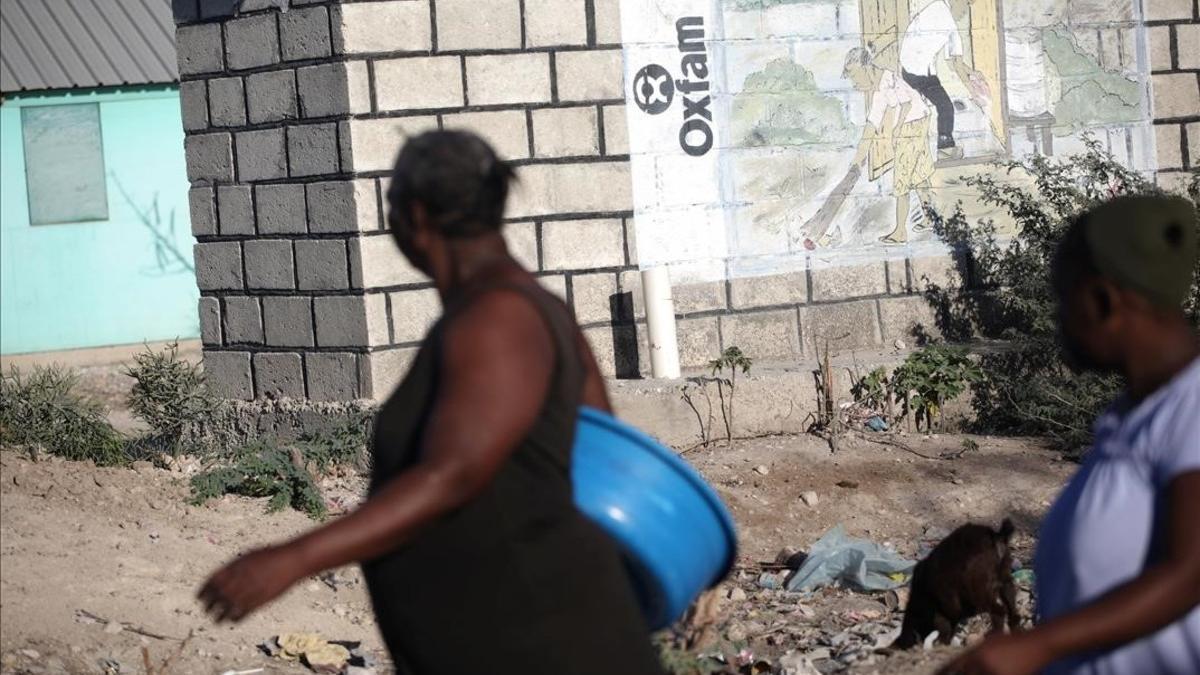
left=1083, top=194, right=1198, bottom=308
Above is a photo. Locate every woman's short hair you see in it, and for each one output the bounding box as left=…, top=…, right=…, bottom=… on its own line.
left=387, top=130, right=515, bottom=238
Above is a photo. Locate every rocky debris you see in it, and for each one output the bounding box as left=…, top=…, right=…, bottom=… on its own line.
left=800, top=492, right=819, bottom=507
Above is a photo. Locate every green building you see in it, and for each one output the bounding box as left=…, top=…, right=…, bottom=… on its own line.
left=1, top=0, right=197, bottom=355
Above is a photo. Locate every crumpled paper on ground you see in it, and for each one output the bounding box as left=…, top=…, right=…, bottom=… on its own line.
left=785, top=524, right=915, bottom=592
left=263, top=634, right=361, bottom=674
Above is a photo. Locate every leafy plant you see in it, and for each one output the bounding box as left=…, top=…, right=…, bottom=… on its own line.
left=124, top=342, right=214, bottom=455
left=188, top=420, right=371, bottom=519
left=851, top=366, right=892, bottom=416
left=0, top=365, right=128, bottom=466
left=189, top=439, right=328, bottom=519
left=710, top=347, right=753, bottom=448
left=890, top=345, right=983, bottom=432
left=924, top=140, right=1199, bottom=453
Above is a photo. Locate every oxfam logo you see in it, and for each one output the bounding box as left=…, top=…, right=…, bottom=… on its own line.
left=632, top=64, right=674, bottom=115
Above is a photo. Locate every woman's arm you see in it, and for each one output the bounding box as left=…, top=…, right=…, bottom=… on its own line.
left=940, top=471, right=1200, bottom=675
left=199, top=291, right=555, bottom=622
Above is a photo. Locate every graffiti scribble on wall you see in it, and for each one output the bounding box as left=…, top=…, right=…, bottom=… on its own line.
left=619, top=0, right=1155, bottom=281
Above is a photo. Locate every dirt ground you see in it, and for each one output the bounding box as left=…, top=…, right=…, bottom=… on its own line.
left=0, top=430, right=1074, bottom=675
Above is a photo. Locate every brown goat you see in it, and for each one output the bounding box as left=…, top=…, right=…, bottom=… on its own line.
left=893, top=519, right=1021, bottom=648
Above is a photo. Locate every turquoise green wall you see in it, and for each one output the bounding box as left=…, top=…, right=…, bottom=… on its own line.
left=1, top=86, right=198, bottom=355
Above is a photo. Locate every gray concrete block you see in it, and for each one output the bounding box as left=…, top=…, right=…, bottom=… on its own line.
left=350, top=234, right=425, bottom=288
left=342, top=116, right=439, bottom=172
left=315, top=294, right=389, bottom=347
left=208, top=77, right=247, bottom=127
left=555, top=50, right=624, bottom=101
left=506, top=162, right=631, bottom=219
left=176, top=24, right=224, bottom=75
left=287, top=123, right=339, bottom=177
left=297, top=61, right=371, bottom=117
left=910, top=254, right=966, bottom=292
left=436, top=0, right=521, bottom=51
left=594, top=0, right=622, bottom=44
left=244, top=239, right=296, bottom=290
left=570, top=273, right=619, bottom=325
left=225, top=14, right=280, bottom=70
left=582, top=323, right=650, bottom=378
left=194, top=242, right=244, bottom=290
left=375, top=57, right=465, bottom=111
left=333, top=1, right=431, bottom=54
left=185, top=133, right=234, bottom=184
left=253, top=352, right=306, bottom=400
left=199, top=296, right=222, bottom=346
left=200, top=0, right=239, bottom=19
left=223, top=296, right=264, bottom=344
left=263, top=296, right=315, bottom=347
left=464, top=54, right=550, bottom=106
left=217, top=185, right=255, bottom=235
left=886, top=258, right=910, bottom=294
left=800, top=300, right=883, bottom=356
left=810, top=262, right=888, bottom=301
left=255, top=184, right=307, bottom=235
left=730, top=272, right=808, bottom=310
left=541, top=219, right=625, bottom=271
left=306, top=352, right=361, bottom=401
left=246, top=70, right=298, bottom=124
left=531, top=107, right=598, bottom=158
left=172, top=0, right=199, bottom=24
left=721, top=310, right=802, bottom=363
left=236, top=128, right=288, bottom=182
left=307, top=180, right=376, bottom=233
left=878, top=295, right=941, bottom=343
left=677, top=316, right=722, bottom=368
left=280, top=6, right=332, bottom=61
left=359, top=347, right=418, bottom=401
left=189, top=187, right=216, bottom=236
left=524, top=0, right=588, bottom=47
left=296, top=240, right=349, bottom=290
left=203, top=351, right=253, bottom=400
left=674, top=281, right=728, bottom=315
left=602, top=104, right=628, bottom=155
left=441, top=110, right=529, bottom=160
left=179, top=80, right=208, bottom=131
left=389, top=288, right=441, bottom=343
left=504, top=221, right=539, bottom=270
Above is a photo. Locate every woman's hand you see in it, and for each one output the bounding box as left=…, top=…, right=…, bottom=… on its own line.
left=198, top=545, right=305, bottom=623
left=937, top=633, right=1051, bottom=675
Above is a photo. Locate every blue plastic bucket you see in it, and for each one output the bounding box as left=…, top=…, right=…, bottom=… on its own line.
left=571, top=406, right=738, bottom=630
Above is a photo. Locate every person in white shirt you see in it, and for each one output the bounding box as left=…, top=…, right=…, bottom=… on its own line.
left=899, top=0, right=990, bottom=159
left=940, top=195, right=1200, bottom=675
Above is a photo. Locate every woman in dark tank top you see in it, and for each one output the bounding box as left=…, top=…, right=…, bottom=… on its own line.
left=198, top=131, right=665, bottom=675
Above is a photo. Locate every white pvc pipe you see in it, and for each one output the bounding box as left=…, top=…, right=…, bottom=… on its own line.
left=641, top=266, right=681, bottom=379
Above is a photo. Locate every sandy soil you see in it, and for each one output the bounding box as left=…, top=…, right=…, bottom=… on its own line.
left=0, top=432, right=1074, bottom=675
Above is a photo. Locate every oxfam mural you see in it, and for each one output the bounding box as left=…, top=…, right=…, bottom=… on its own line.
left=621, top=0, right=1155, bottom=281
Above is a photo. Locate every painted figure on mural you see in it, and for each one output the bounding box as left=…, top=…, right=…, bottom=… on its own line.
left=803, top=47, right=937, bottom=248
left=899, top=0, right=992, bottom=160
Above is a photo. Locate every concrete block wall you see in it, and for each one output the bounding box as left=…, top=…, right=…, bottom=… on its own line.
left=177, top=0, right=1199, bottom=404
left=1148, top=0, right=1200, bottom=192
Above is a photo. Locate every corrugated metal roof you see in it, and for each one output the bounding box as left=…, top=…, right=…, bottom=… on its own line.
left=1, top=0, right=178, bottom=94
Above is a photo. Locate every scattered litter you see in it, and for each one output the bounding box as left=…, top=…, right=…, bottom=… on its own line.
left=261, top=634, right=374, bottom=674
left=728, top=587, right=748, bottom=602
left=774, top=547, right=807, bottom=570
left=785, top=525, right=915, bottom=592
left=98, top=658, right=123, bottom=674
left=865, top=416, right=888, bottom=432
left=777, top=651, right=821, bottom=675
left=758, top=572, right=783, bottom=590
left=1013, top=569, right=1035, bottom=585
left=754, top=465, right=770, bottom=476
left=923, top=631, right=940, bottom=650
left=800, top=491, right=819, bottom=507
